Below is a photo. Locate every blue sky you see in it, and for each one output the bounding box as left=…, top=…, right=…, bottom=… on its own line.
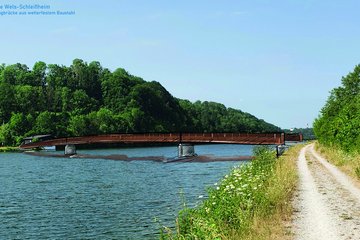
left=1, top=0, right=359, bottom=129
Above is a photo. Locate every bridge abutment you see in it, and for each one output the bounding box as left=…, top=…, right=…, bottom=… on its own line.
left=65, top=144, right=76, bottom=155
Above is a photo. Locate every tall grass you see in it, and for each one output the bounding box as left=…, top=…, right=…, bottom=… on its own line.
left=315, top=142, right=360, bottom=180
left=161, top=145, right=300, bottom=240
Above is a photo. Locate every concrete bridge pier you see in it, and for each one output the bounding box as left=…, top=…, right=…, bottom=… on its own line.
left=65, top=144, right=76, bottom=155
left=178, top=143, right=197, bottom=157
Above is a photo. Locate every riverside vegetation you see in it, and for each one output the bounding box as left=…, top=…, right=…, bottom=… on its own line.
left=314, top=64, right=360, bottom=179
left=315, top=143, right=360, bottom=180
left=161, top=145, right=300, bottom=240
left=0, top=59, right=280, bottom=146
left=0, top=146, right=19, bottom=152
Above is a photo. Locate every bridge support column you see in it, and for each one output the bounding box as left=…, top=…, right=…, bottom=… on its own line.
left=178, top=143, right=196, bottom=157
left=65, top=144, right=76, bottom=155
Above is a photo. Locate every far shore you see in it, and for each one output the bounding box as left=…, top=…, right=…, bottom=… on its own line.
left=0, top=147, right=20, bottom=153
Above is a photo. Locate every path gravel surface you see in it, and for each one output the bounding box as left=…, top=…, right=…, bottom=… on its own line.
left=292, top=144, right=360, bottom=240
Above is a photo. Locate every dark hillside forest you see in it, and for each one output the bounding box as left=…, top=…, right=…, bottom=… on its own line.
left=0, top=59, right=280, bottom=146
left=314, top=65, right=360, bottom=152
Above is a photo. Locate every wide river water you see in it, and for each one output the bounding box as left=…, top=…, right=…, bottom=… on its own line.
left=0, top=144, right=254, bottom=239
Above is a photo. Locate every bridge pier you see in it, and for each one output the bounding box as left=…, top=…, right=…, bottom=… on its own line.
left=178, top=143, right=196, bottom=157
left=65, top=144, right=76, bottom=155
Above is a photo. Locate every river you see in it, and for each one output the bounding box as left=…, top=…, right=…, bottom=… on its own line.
left=0, top=144, right=254, bottom=239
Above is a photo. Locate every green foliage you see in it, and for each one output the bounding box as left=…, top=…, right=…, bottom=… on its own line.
left=162, top=147, right=278, bottom=239
left=314, top=65, right=360, bottom=152
left=0, top=59, right=280, bottom=146
left=0, top=82, right=15, bottom=122
left=0, top=113, right=32, bottom=145
left=179, top=100, right=280, bottom=133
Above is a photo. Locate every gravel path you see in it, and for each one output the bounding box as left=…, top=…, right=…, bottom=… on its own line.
left=292, top=144, right=360, bottom=240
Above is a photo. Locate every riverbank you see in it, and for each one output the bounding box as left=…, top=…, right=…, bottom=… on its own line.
left=315, top=142, right=360, bottom=181
left=0, top=146, right=20, bottom=153
left=162, top=144, right=302, bottom=239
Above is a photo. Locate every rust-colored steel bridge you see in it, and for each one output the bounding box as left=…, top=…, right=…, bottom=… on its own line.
left=284, top=133, right=303, bottom=142
left=19, top=132, right=298, bottom=149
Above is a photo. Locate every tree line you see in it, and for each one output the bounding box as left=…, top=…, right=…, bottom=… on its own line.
left=314, top=65, right=360, bottom=152
left=0, top=59, right=280, bottom=146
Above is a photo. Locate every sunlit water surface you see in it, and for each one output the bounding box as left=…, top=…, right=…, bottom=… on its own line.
left=0, top=144, right=254, bottom=239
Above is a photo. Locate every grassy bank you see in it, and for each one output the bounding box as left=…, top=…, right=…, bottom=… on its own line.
left=0, top=146, right=20, bottom=153
left=315, top=142, right=360, bottom=181
left=161, top=144, right=302, bottom=240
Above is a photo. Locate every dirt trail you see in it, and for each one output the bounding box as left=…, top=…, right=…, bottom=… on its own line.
left=292, top=144, right=360, bottom=240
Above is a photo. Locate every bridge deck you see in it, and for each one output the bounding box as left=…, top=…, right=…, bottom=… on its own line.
left=20, top=133, right=287, bottom=149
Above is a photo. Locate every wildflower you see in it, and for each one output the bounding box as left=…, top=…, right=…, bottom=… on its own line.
left=216, top=187, right=220, bottom=190
left=212, top=202, right=216, bottom=205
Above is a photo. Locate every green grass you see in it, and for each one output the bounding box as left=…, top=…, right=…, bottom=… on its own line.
left=161, top=144, right=301, bottom=240
left=0, top=146, right=20, bottom=152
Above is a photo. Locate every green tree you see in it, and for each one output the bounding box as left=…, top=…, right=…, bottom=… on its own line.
left=0, top=82, right=15, bottom=123
left=32, top=61, right=47, bottom=87
left=0, top=123, right=14, bottom=146
left=33, top=111, right=57, bottom=135
left=69, top=89, right=98, bottom=115
left=314, top=65, right=360, bottom=152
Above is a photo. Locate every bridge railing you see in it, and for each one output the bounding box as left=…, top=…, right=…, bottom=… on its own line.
left=181, top=133, right=283, bottom=144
